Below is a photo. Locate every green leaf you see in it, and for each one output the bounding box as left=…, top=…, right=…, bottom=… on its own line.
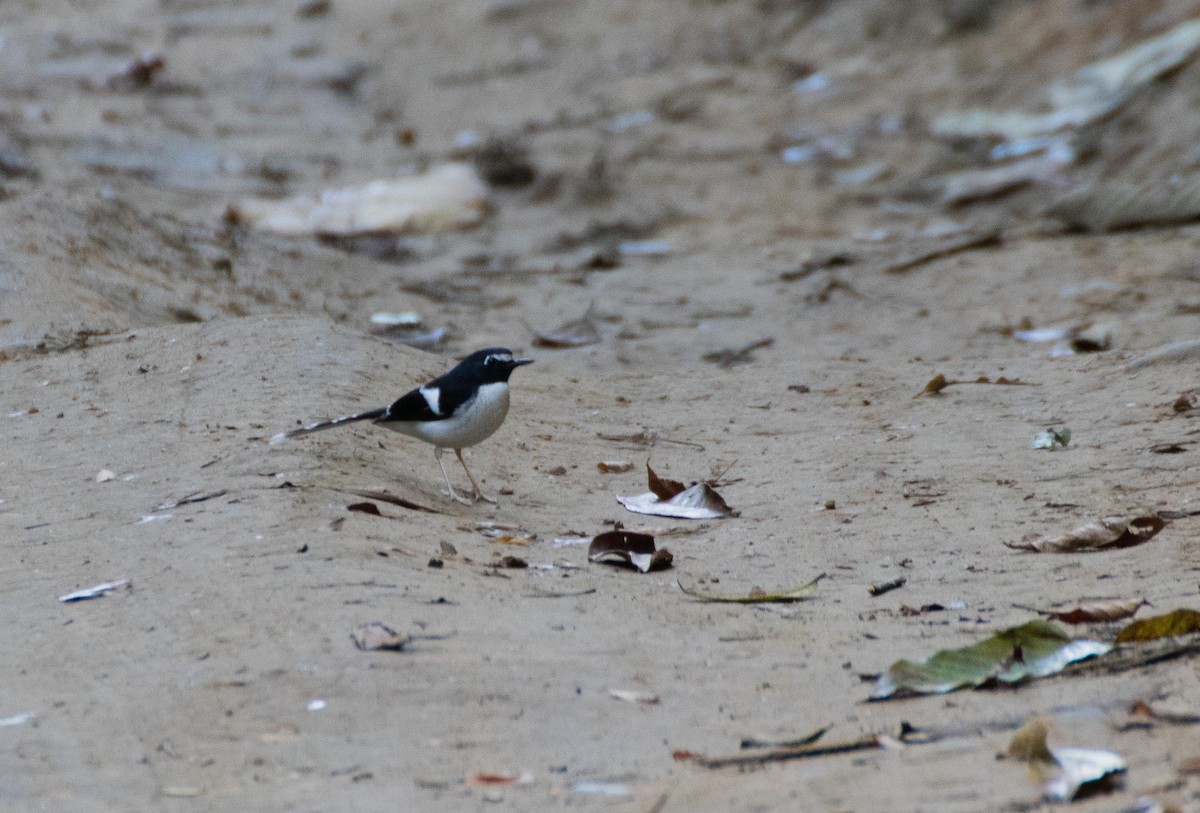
left=1115, top=608, right=1200, bottom=643
left=872, top=620, right=1110, bottom=700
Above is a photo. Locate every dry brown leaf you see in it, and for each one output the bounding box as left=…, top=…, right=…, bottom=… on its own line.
left=647, top=462, right=685, bottom=500
left=1039, top=598, right=1150, bottom=624
left=1115, top=608, right=1200, bottom=643
left=1007, top=516, right=1165, bottom=553
left=588, top=530, right=673, bottom=573
left=1007, top=719, right=1058, bottom=766
left=619, top=463, right=735, bottom=520
left=351, top=622, right=410, bottom=652
left=491, top=534, right=533, bottom=546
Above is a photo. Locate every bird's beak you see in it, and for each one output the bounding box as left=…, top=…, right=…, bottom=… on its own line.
left=512, top=357, right=534, bottom=367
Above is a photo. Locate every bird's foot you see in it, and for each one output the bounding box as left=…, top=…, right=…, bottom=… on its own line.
left=444, top=486, right=475, bottom=506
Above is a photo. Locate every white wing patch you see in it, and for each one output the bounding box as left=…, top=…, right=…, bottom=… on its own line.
left=420, top=385, right=442, bottom=416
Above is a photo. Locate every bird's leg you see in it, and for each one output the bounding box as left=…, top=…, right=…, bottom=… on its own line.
left=434, top=447, right=472, bottom=505
left=455, top=448, right=496, bottom=504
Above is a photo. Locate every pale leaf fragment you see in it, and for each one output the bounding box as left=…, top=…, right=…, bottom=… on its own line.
left=533, top=304, right=601, bottom=348
left=678, top=574, right=825, bottom=604
left=1008, top=516, right=1165, bottom=553
left=618, top=464, right=734, bottom=519
left=228, top=163, right=490, bottom=236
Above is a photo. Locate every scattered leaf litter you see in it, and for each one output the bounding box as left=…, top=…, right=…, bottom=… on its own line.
left=932, top=19, right=1200, bottom=142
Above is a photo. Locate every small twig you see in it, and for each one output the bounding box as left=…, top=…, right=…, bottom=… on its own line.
left=153, top=490, right=228, bottom=511
left=916, top=373, right=1039, bottom=397
left=868, top=577, right=907, bottom=597
left=678, top=734, right=881, bottom=769
left=885, top=230, right=1001, bottom=274
left=348, top=489, right=439, bottom=514
left=521, top=587, right=598, bottom=599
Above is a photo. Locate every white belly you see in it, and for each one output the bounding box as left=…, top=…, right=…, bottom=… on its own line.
left=379, top=382, right=510, bottom=449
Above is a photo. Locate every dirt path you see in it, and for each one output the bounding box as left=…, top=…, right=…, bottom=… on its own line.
left=2, top=2, right=1200, bottom=810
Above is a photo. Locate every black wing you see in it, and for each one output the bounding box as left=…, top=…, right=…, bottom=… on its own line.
left=378, top=385, right=445, bottom=423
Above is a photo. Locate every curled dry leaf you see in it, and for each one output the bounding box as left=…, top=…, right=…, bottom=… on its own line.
left=351, top=622, right=410, bottom=652
left=740, top=724, right=832, bottom=750
left=1115, top=608, right=1200, bottom=643
left=1008, top=516, right=1165, bottom=553
left=617, top=463, right=734, bottom=520
left=678, top=573, right=825, bottom=604
left=588, top=530, right=673, bottom=573
left=647, top=463, right=686, bottom=500
left=533, top=303, right=601, bottom=348
left=1037, top=598, right=1150, bottom=624
left=1006, top=718, right=1126, bottom=802
left=1173, top=391, right=1199, bottom=412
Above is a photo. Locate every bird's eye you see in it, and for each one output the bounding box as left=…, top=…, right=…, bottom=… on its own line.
left=484, top=356, right=494, bottom=366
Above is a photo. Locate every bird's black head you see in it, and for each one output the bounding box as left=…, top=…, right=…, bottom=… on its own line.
left=461, top=347, right=534, bottom=382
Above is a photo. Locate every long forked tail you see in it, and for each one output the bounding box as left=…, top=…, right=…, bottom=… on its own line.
left=270, top=407, right=387, bottom=445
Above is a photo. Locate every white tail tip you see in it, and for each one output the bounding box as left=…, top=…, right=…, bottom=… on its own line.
left=269, top=432, right=289, bottom=445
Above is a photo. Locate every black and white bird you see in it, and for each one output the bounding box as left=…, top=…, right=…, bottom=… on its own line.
left=271, top=348, right=533, bottom=505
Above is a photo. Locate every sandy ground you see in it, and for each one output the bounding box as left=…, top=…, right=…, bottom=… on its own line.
left=3, top=1, right=1200, bottom=810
